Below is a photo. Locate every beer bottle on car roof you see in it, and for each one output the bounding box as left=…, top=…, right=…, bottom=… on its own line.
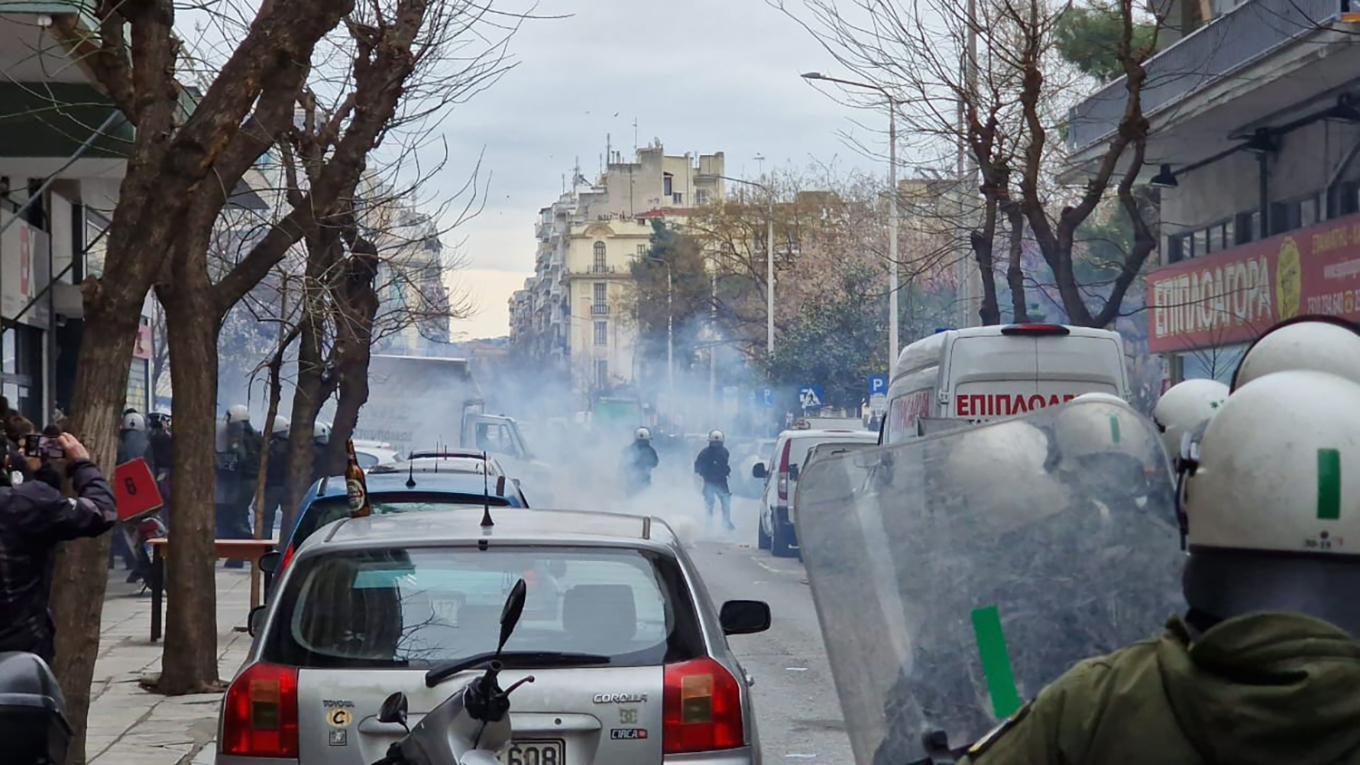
left=344, top=439, right=371, bottom=518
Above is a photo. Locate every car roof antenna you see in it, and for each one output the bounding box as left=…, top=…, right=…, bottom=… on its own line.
left=405, top=455, right=417, bottom=488
left=480, top=449, right=494, bottom=528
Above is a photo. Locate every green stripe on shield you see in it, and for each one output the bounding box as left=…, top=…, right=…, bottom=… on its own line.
left=971, top=606, right=1023, bottom=720
left=1318, top=448, right=1342, bottom=521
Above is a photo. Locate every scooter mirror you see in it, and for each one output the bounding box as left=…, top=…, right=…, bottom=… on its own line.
left=498, top=579, right=528, bottom=655
left=378, top=692, right=409, bottom=728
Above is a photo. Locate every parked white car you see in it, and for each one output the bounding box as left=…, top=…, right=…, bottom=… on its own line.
left=752, top=428, right=878, bottom=558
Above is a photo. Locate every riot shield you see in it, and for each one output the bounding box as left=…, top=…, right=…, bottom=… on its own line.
left=795, top=401, right=1185, bottom=765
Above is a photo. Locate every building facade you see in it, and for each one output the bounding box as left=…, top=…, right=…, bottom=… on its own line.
left=510, top=142, right=725, bottom=404
left=1069, top=0, right=1360, bottom=384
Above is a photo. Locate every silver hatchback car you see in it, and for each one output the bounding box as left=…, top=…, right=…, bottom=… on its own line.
left=217, top=508, right=770, bottom=765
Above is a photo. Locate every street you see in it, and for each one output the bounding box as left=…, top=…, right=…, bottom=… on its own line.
left=688, top=499, right=854, bottom=764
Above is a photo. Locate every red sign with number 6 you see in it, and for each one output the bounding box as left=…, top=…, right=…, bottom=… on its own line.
left=115, top=458, right=163, bottom=522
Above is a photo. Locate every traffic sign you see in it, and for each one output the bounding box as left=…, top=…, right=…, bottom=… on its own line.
left=758, top=388, right=775, bottom=408
left=114, top=457, right=163, bottom=522
left=869, top=375, right=888, bottom=396
left=798, top=385, right=825, bottom=411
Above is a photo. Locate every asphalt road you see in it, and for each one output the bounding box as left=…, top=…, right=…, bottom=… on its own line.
left=688, top=498, right=855, bottom=765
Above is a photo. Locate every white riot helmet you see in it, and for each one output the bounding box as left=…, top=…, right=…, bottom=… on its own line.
left=1182, top=370, right=1360, bottom=554
left=1054, top=394, right=1154, bottom=460
left=1153, top=379, right=1228, bottom=459
left=226, top=404, right=250, bottom=424
left=708, top=430, right=725, bottom=443
left=121, top=412, right=146, bottom=433
left=271, top=416, right=291, bottom=436
left=313, top=421, right=332, bottom=444
left=942, top=420, right=1060, bottom=527
left=634, top=427, right=651, bottom=441
left=1232, top=316, right=1360, bottom=391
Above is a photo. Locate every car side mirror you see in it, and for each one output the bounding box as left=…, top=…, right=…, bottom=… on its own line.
left=787, top=464, right=800, bottom=481
left=752, top=463, right=767, bottom=480
left=378, top=691, right=409, bottom=729
left=719, top=600, right=771, bottom=635
left=247, top=605, right=267, bottom=637
left=258, top=551, right=281, bottom=576
left=512, top=477, right=522, bottom=487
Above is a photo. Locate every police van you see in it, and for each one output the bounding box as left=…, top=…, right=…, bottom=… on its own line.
left=882, top=324, right=1129, bottom=444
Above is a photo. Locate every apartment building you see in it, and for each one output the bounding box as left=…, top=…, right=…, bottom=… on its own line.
left=510, top=142, right=725, bottom=404
left=1067, top=0, right=1360, bottom=383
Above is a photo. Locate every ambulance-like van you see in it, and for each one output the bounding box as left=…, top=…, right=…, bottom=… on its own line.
left=881, top=324, right=1129, bottom=444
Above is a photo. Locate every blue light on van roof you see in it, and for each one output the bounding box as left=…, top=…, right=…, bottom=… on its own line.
left=934, top=327, right=953, bottom=333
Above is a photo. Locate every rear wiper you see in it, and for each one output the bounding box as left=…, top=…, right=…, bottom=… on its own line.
left=425, top=651, right=613, bottom=687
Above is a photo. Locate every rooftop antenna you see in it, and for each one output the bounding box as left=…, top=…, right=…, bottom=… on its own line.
left=480, top=450, right=495, bottom=528
left=633, top=117, right=638, bottom=152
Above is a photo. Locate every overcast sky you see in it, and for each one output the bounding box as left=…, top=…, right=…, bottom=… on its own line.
left=437, top=0, right=886, bottom=339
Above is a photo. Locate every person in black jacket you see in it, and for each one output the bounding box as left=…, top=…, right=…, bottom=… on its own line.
left=694, top=430, right=735, bottom=531
left=263, top=416, right=290, bottom=539
left=0, top=432, right=117, bottom=661
left=622, top=427, right=660, bottom=496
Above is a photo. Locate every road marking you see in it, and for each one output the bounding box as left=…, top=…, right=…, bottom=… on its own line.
left=753, top=557, right=802, bottom=577
left=786, top=754, right=818, bottom=759
left=785, top=667, right=808, bottom=672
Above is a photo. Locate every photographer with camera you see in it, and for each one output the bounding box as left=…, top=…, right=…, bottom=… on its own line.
left=0, top=430, right=116, bottom=661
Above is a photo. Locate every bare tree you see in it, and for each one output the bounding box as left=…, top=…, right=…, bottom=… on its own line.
left=43, top=0, right=353, bottom=752
left=779, top=0, right=1164, bottom=328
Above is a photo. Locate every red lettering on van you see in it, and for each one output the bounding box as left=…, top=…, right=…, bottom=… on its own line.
left=954, top=392, right=1082, bottom=419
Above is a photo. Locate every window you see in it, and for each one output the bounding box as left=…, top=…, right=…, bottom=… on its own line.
left=595, top=359, right=609, bottom=388
left=1180, top=344, right=1249, bottom=384
left=1302, top=194, right=1321, bottom=228
left=696, top=189, right=710, bottom=205
left=663, top=174, right=674, bottom=197
left=1341, top=182, right=1360, bottom=216
left=672, top=192, right=684, bottom=205
left=594, top=320, right=608, bottom=346
left=636, top=244, right=647, bottom=258
left=593, top=241, right=606, bottom=271
left=1235, top=211, right=1259, bottom=244
left=1166, top=234, right=1185, bottom=264
left=1222, top=219, right=1235, bottom=249
left=263, top=546, right=704, bottom=669
left=593, top=282, right=606, bottom=303
left=1191, top=229, right=1205, bottom=259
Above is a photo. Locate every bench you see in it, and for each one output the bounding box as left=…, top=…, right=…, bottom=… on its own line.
left=146, top=538, right=277, bottom=642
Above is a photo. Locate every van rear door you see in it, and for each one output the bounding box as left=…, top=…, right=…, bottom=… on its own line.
left=945, top=329, right=1125, bottom=421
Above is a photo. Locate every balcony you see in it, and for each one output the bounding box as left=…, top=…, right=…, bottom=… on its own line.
left=591, top=303, right=610, bottom=316
left=1067, top=0, right=1342, bottom=152
left=589, top=264, right=615, bottom=274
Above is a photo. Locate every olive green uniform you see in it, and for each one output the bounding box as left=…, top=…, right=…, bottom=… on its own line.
left=963, top=612, right=1360, bottom=765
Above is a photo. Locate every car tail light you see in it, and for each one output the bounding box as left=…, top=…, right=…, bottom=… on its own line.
left=1000, top=323, right=1070, bottom=336
left=222, top=663, right=299, bottom=758
left=777, top=440, right=793, bottom=502
left=278, top=544, right=295, bottom=576
left=663, top=658, right=744, bottom=754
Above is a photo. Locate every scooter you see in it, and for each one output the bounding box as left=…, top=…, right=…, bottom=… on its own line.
left=369, top=579, right=538, bottom=765
left=0, top=652, right=71, bottom=765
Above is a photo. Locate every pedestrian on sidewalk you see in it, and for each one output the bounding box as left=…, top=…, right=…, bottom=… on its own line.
left=694, top=429, right=735, bottom=531
left=0, top=432, right=116, bottom=661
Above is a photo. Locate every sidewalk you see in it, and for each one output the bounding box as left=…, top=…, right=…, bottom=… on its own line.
left=86, top=567, right=256, bottom=765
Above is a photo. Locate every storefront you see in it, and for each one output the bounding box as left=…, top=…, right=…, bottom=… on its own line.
left=1149, top=212, right=1360, bottom=382
left=0, top=208, right=52, bottom=423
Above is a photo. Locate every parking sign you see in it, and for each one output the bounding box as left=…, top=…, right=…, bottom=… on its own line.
left=869, top=375, right=888, bottom=396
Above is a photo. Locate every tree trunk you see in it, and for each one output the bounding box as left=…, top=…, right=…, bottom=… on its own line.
left=1005, top=204, right=1030, bottom=323
left=283, top=307, right=327, bottom=536
left=970, top=195, right=1002, bottom=326
left=155, top=268, right=224, bottom=694
left=49, top=302, right=140, bottom=765
left=325, top=242, right=380, bottom=473
left=328, top=357, right=371, bottom=474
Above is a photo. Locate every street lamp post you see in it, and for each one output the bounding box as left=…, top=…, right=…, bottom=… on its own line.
left=643, top=255, right=674, bottom=390
left=715, top=174, right=775, bottom=357
left=801, top=72, right=901, bottom=378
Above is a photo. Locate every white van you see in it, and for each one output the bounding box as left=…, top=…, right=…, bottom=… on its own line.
left=882, top=324, right=1129, bottom=445
left=752, top=428, right=879, bottom=558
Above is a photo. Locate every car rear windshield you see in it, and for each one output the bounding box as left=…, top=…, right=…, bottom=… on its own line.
left=291, top=493, right=514, bottom=549
left=263, top=546, right=705, bottom=669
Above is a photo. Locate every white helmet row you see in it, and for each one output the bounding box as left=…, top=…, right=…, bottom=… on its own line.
left=1054, top=392, right=1156, bottom=466
left=314, top=421, right=332, bottom=444
left=226, top=404, right=250, bottom=424
left=635, top=427, right=651, bottom=441
left=271, top=416, right=291, bottom=436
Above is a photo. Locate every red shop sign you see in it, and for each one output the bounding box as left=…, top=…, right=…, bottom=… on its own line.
left=1148, top=215, right=1360, bottom=353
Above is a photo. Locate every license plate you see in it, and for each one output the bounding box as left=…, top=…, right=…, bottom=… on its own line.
left=499, top=739, right=565, bottom=765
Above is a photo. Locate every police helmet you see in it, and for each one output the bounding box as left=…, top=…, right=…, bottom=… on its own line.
left=1232, top=315, right=1360, bottom=392
left=1153, top=379, right=1228, bottom=460
left=635, top=427, right=651, bottom=441
left=121, top=412, right=147, bottom=433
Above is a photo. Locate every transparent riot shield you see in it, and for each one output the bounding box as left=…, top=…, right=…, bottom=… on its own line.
left=795, top=400, right=1185, bottom=765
